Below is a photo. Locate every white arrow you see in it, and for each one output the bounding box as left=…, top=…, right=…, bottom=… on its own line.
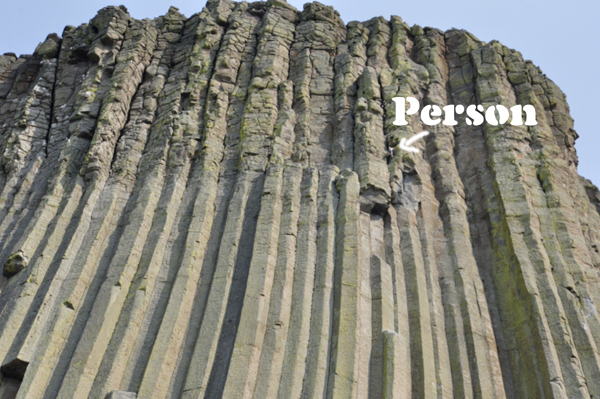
left=399, top=131, right=429, bottom=153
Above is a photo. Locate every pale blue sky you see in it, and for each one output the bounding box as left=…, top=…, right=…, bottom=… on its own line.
left=1, top=0, right=598, bottom=185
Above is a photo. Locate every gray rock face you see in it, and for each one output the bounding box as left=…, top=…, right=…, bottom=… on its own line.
left=0, top=1, right=598, bottom=398
left=105, top=391, right=137, bottom=399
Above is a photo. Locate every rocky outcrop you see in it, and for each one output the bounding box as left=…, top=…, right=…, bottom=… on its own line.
left=0, top=1, right=597, bottom=398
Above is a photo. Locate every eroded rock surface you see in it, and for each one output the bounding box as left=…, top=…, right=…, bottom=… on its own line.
left=0, top=1, right=597, bottom=398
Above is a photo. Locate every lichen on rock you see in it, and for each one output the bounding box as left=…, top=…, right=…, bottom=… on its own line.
left=0, top=1, right=598, bottom=398
left=3, top=251, right=28, bottom=277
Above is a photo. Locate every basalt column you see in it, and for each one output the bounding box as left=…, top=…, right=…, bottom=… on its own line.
left=0, top=1, right=599, bottom=399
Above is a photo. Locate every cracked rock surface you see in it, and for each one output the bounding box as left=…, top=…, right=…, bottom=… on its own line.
left=0, top=1, right=598, bottom=398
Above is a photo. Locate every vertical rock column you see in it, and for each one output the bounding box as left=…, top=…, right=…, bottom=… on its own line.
left=3, top=9, right=163, bottom=398
left=13, top=15, right=164, bottom=397
left=0, top=28, right=85, bottom=274
left=384, top=19, right=455, bottom=399
left=471, top=40, right=584, bottom=398
left=50, top=20, right=165, bottom=399
left=82, top=8, right=188, bottom=397
left=331, top=21, right=367, bottom=170
left=120, top=3, right=232, bottom=398
left=220, top=1, right=298, bottom=396
left=247, top=165, right=302, bottom=398
left=354, top=65, right=390, bottom=209
left=445, top=29, right=522, bottom=398
left=152, top=3, right=264, bottom=398
left=181, top=1, right=296, bottom=398
left=301, top=165, right=339, bottom=398
left=277, top=168, right=319, bottom=399
left=414, top=27, right=506, bottom=398
left=0, top=42, right=58, bottom=235
left=0, top=6, right=134, bottom=391
left=326, top=170, right=362, bottom=399
left=383, top=206, right=411, bottom=398
left=0, top=6, right=129, bottom=273
left=288, top=2, right=345, bottom=167
left=503, top=43, right=600, bottom=397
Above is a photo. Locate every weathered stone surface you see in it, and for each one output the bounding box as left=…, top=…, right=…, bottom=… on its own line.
left=34, top=34, right=61, bottom=60
left=105, top=391, right=137, bottom=399
left=2, top=251, right=28, bottom=277
left=0, top=1, right=598, bottom=398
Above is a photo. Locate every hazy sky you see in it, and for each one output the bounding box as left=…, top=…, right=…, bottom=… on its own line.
left=1, top=0, right=598, bottom=185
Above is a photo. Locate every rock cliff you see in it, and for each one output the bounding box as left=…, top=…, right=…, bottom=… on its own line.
left=0, top=1, right=599, bottom=398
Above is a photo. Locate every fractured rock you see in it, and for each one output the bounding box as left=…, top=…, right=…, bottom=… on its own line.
left=0, top=2, right=597, bottom=398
